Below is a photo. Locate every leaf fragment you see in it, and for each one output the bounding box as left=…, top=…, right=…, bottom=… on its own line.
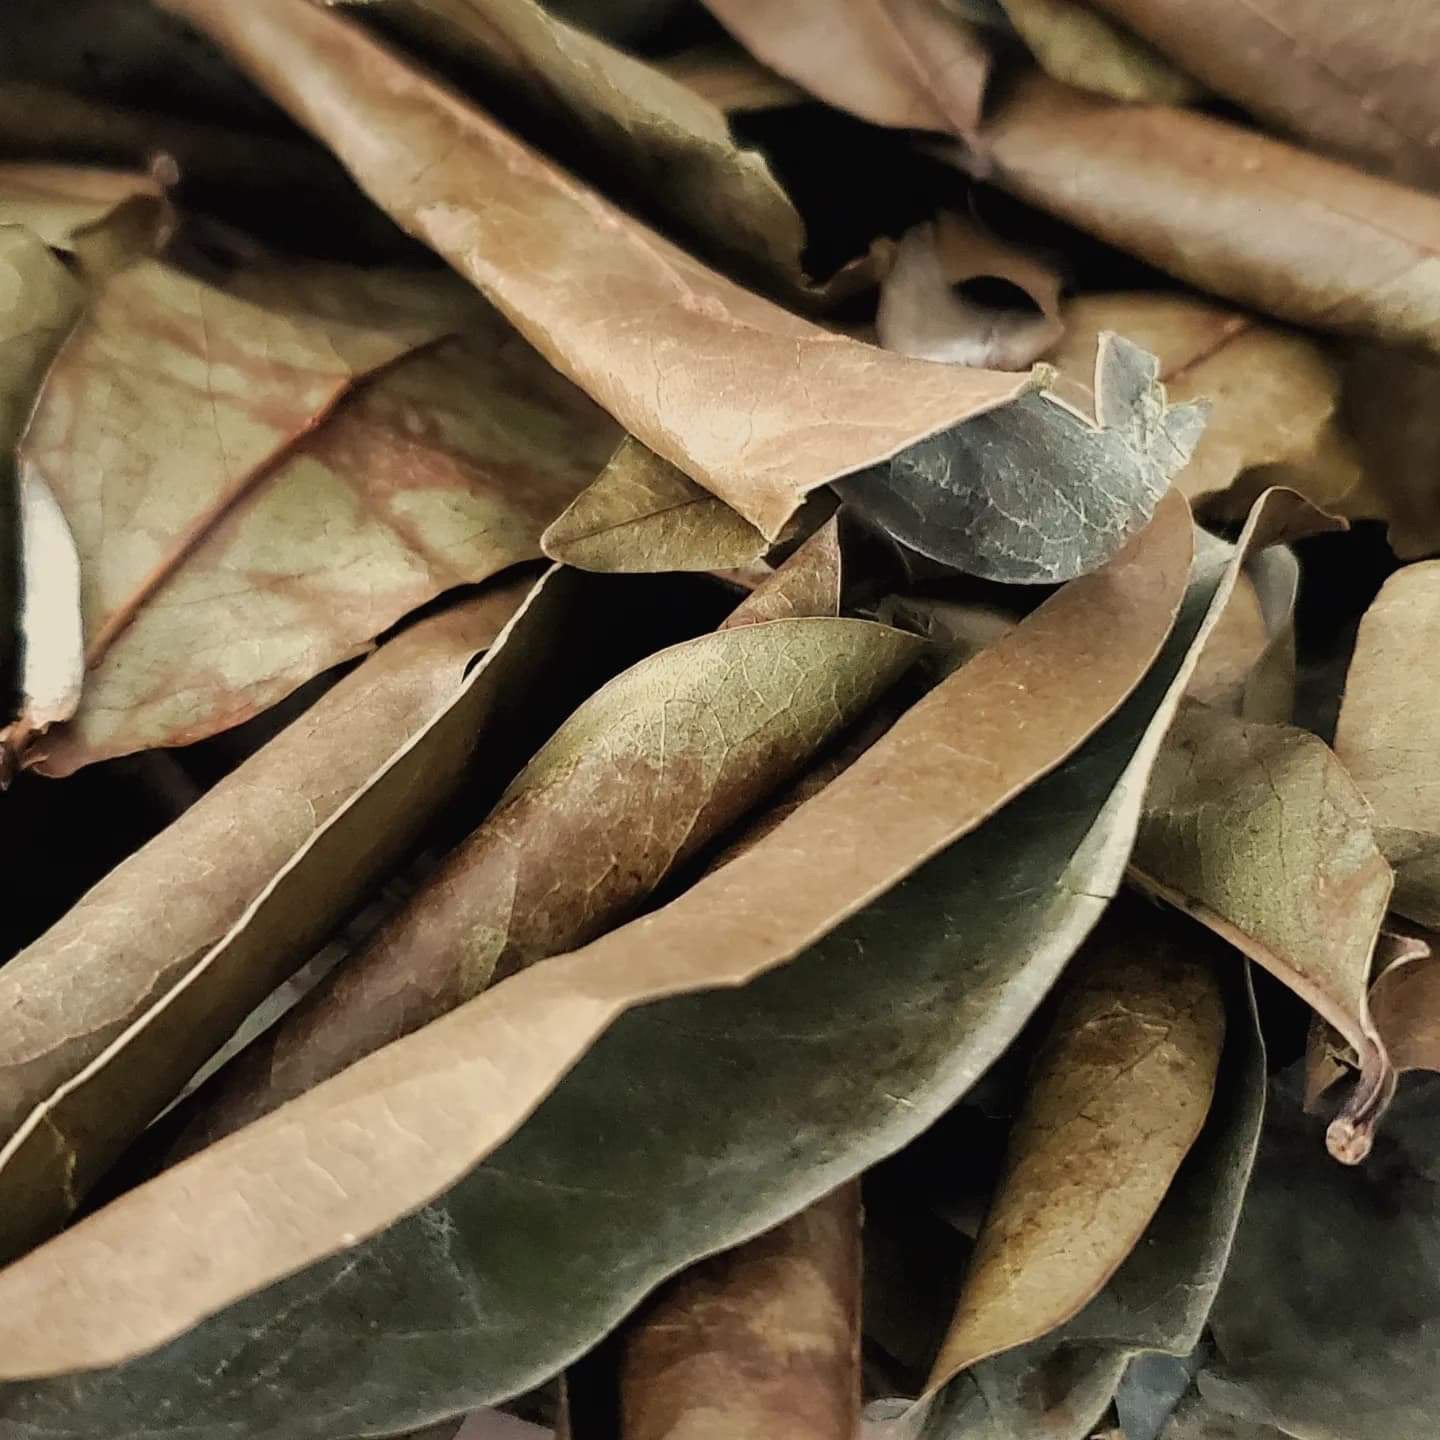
left=836, top=334, right=1206, bottom=583
left=701, top=0, right=992, bottom=137
left=620, top=1184, right=861, bottom=1440
left=542, top=437, right=766, bottom=575
left=878, top=212, right=1064, bottom=371
left=927, top=895, right=1226, bottom=1386
left=1131, top=702, right=1395, bottom=1161
left=969, top=72, right=1440, bottom=355
left=157, top=0, right=1036, bottom=543
left=19, top=257, right=617, bottom=774
left=0, top=490, right=1197, bottom=1396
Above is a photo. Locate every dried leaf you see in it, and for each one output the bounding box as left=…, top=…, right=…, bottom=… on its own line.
left=0, top=567, right=712, bottom=1259
left=1046, top=293, right=1364, bottom=516
left=620, top=1184, right=861, bottom=1440
left=928, top=896, right=1226, bottom=1386
left=878, top=212, right=1064, bottom=370
left=327, top=0, right=857, bottom=299
left=1333, top=562, right=1440, bottom=927
left=157, top=0, right=1040, bottom=545
left=836, top=333, right=1207, bottom=583
left=0, top=491, right=1198, bottom=1395
left=720, top=516, right=842, bottom=627
left=1087, top=0, right=1440, bottom=192
left=998, top=0, right=1199, bottom=104
left=701, top=0, right=992, bottom=137
left=1131, top=702, right=1394, bottom=1162
left=542, top=438, right=766, bottom=575
left=167, top=606, right=923, bottom=1154
left=1199, top=1075, right=1440, bottom=1440
left=969, top=72, right=1440, bottom=355
left=0, top=227, right=85, bottom=751
left=656, top=43, right=807, bottom=114
left=0, top=162, right=172, bottom=279
left=19, top=257, right=617, bottom=775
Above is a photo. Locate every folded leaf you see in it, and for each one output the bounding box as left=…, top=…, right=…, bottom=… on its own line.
left=1087, top=0, right=1440, bottom=192
left=701, top=0, right=991, bottom=137
left=657, top=43, right=806, bottom=113
left=998, top=0, right=1198, bottom=104
left=156, top=0, right=1037, bottom=543
left=619, top=1183, right=861, bottom=1440
left=0, top=227, right=85, bottom=756
left=1333, top=561, right=1440, bottom=927
left=20, top=257, right=617, bottom=774
left=1131, top=702, right=1394, bottom=1162
left=169, top=605, right=922, bottom=1153
left=720, top=515, right=842, bottom=626
left=0, top=488, right=1199, bottom=1395
left=836, top=334, right=1206, bottom=583
left=927, top=895, right=1225, bottom=1386
left=878, top=212, right=1064, bottom=371
left=0, top=567, right=715, bottom=1260
left=1046, top=292, right=1364, bottom=516
left=1200, top=1074, right=1440, bottom=1440
left=542, top=438, right=767, bottom=575
left=0, top=162, right=172, bottom=278
left=969, top=71, right=1440, bottom=355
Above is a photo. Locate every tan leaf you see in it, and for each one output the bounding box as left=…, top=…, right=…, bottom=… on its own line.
left=0, top=492, right=1194, bottom=1377
left=1368, top=940, right=1440, bottom=1079
left=542, top=437, right=766, bottom=574
left=1131, top=702, right=1394, bottom=1162
left=0, top=162, right=173, bottom=278
left=927, top=896, right=1225, bottom=1386
left=1047, top=293, right=1364, bottom=514
left=1333, top=561, right=1440, bottom=927
left=878, top=212, right=1064, bottom=370
left=327, top=0, right=868, bottom=299
left=701, top=0, right=992, bottom=137
left=0, top=579, right=541, bottom=1260
left=1086, top=0, right=1440, bottom=192
left=969, top=72, right=1440, bottom=355
left=169, top=601, right=923, bottom=1154
left=620, top=1184, right=861, bottom=1440
left=19, top=257, right=617, bottom=774
left=999, top=0, right=1199, bottom=104
left=720, top=516, right=842, bottom=627
left=156, top=0, right=1035, bottom=541
left=656, top=43, right=807, bottom=113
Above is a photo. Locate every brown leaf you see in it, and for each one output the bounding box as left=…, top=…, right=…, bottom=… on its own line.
left=0, top=566, right=708, bottom=1259
left=1333, top=561, right=1440, bottom=927
left=701, top=0, right=992, bottom=137
left=1367, top=939, right=1440, bottom=1079
left=1046, top=293, right=1364, bottom=515
left=620, top=1184, right=861, bottom=1440
left=542, top=437, right=767, bottom=575
left=20, top=257, right=616, bottom=774
left=998, top=0, right=1199, bottom=104
left=656, top=43, right=807, bottom=113
left=878, top=212, right=1064, bottom=370
left=1087, top=0, right=1440, bottom=192
left=168, top=599, right=923, bottom=1155
left=156, top=0, right=1035, bottom=542
left=0, top=493, right=1193, bottom=1377
left=329, top=0, right=867, bottom=300
left=0, top=162, right=173, bottom=279
left=1131, top=702, right=1394, bottom=1162
left=968, top=72, right=1440, bottom=355
left=927, top=895, right=1225, bottom=1386
left=720, top=516, right=842, bottom=627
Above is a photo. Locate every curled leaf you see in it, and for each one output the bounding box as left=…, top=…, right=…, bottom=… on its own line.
left=1132, top=701, right=1394, bottom=1162
left=970, top=72, right=1440, bottom=356
left=878, top=212, right=1064, bottom=371
left=836, top=334, right=1206, bottom=583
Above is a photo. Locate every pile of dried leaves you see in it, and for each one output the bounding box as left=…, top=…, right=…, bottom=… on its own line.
left=3, top=2, right=1440, bottom=1437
